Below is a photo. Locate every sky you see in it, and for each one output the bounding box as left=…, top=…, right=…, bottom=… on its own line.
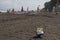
left=0, top=0, right=50, bottom=11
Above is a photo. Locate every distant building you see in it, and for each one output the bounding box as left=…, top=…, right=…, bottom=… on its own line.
left=55, top=5, right=60, bottom=12
left=54, top=0, right=60, bottom=12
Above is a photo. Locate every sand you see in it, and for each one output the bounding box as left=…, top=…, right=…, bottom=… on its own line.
left=0, top=13, right=60, bottom=40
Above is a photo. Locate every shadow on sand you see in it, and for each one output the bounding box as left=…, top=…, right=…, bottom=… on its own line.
left=29, top=35, right=43, bottom=40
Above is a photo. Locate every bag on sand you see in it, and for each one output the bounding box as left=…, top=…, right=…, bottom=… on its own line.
left=36, top=28, right=44, bottom=38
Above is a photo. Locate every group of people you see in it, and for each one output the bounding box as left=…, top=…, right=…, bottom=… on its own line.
left=7, top=9, right=15, bottom=14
